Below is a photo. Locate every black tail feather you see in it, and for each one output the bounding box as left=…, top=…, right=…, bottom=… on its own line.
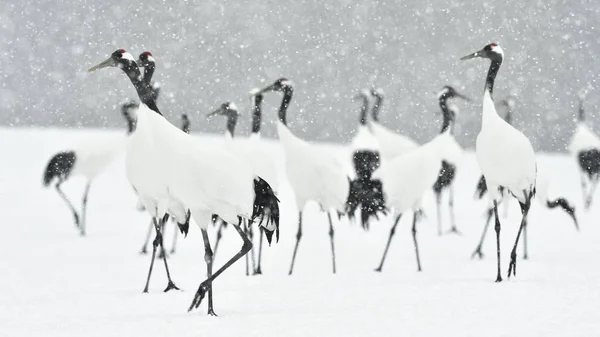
left=346, top=177, right=387, bottom=230
left=252, top=177, right=280, bottom=245
left=352, top=150, right=380, bottom=180
left=43, top=151, right=76, bottom=187
left=433, top=160, right=456, bottom=194
left=474, top=174, right=487, bottom=199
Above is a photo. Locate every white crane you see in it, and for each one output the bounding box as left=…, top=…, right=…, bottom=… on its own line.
left=461, top=43, right=536, bottom=282
left=88, top=49, right=280, bottom=315
left=258, top=78, right=349, bottom=275
left=568, top=90, right=600, bottom=210
left=346, top=90, right=387, bottom=230
left=369, top=88, right=419, bottom=162
left=431, top=86, right=470, bottom=236
left=372, top=129, right=451, bottom=272
left=43, top=92, right=136, bottom=236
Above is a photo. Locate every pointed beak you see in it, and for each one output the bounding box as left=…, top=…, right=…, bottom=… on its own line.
left=460, top=49, right=483, bottom=61
left=257, top=84, right=276, bottom=95
left=206, top=107, right=224, bottom=117
left=88, top=57, right=116, bottom=72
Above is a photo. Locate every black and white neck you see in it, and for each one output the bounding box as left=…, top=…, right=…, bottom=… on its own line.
left=438, top=94, right=453, bottom=133
left=120, top=59, right=161, bottom=115
left=278, top=86, right=293, bottom=126
left=371, top=90, right=384, bottom=122
left=578, top=97, right=585, bottom=122
left=251, top=93, right=264, bottom=135
left=484, top=52, right=503, bottom=98
left=357, top=91, right=369, bottom=126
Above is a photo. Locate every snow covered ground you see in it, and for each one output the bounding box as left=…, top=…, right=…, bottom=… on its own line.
left=1, top=127, right=599, bottom=336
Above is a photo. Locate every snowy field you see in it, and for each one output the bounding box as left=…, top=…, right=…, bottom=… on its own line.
left=1, top=127, right=599, bottom=337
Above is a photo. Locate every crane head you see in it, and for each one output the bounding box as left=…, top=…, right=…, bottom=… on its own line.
left=88, top=49, right=135, bottom=72
left=460, top=43, right=504, bottom=62
left=136, top=51, right=155, bottom=68
left=258, top=78, right=293, bottom=94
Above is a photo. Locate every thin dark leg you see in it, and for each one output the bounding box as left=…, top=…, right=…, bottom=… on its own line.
left=254, top=227, right=264, bottom=275
left=158, top=214, right=179, bottom=292
left=243, top=220, right=254, bottom=276
left=288, top=212, right=303, bottom=275
left=471, top=208, right=493, bottom=259
left=140, top=220, right=153, bottom=254
left=143, top=217, right=160, bottom=293
left=169, top=221, right=178, bottom=255
left=493, top=201, right=503, bottom=283
left=200, top=229, right=217, bottom=316
left=55, top=182, right=80, bottom=228
left=412, top=212, right=422, bottom=272
left=375, top=213, right=402, bottom=272
left=188, top=218, right=253, bottom=312
left=79, top=182, right=91, bottom=236
left=435, top=192, right=442, bottom=236
left=327, top=212, right=336, bottom=274
left=447, top=186, right=460, bottom=234
left=157, top=219, right=168, bottom=260
left=212, top=219, right=225, bottom=259
left=507, top=192, right=532, bottom=278
left=246, top=221, right=256, bottom=276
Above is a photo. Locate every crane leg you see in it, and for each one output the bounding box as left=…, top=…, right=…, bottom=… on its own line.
left=254, top=227, right=264, bottom=275
left=244, top=220, right=256, bottom=276
left=375, top=213, right=402, bottom=272
left=140, top=219, right=153, bottom=254
left=412, top=212, right=422, bottom=272
left=435, top=192, right=442, bottom=236
left=79, top=182, right=91, bottom=236
left=507, top=191, right=532, bottom=278
left=188, top=218, right=252, bottom=312
left=157, top=219, right=168, bottom=260
left=493, top=201, right=503, bottom=283
left=158, top=214, right=178, bottom=292
left=55, top=181, right=80, bottom=229
left=446, top=186, right=461, bottom=235
left=200, top=228, right=217, bottom=316
left=328, top=212, right=336, bottom=274
left=288, top=212, right=303, bottom=275
left=143, top=215, right=178, bottom=292
left=471, top=208, right=493, bottom=259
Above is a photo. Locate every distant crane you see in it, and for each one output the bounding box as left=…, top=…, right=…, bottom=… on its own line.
left=568, top=90, right=600, bottom=210
left=43, top=95, right=136, bottom=236
left=259, top=78, right=349, bottom=275
left=431, top=86, right=470, bottom=235
left=346, top=90, right=387, bottom=230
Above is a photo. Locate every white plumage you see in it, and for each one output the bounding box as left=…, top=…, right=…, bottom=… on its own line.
left=375, top=133, right=447, bottom=211
left=476, top=90, right=536, bottom=203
